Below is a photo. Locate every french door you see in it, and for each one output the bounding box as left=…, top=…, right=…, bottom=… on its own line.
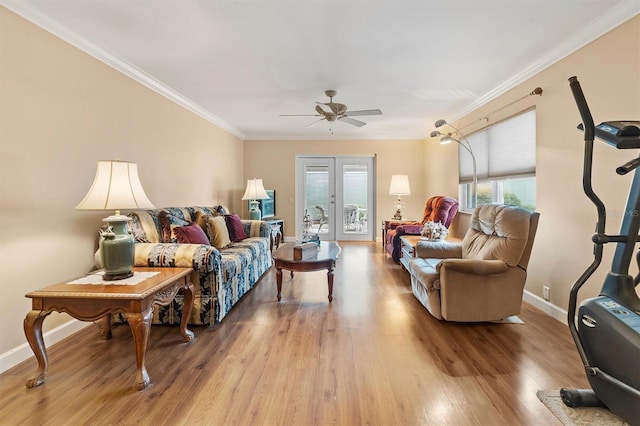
left=296, top=156, right=375, bottom=241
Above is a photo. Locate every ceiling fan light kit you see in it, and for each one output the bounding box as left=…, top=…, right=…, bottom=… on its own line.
left=282, top=90, right=382, bottom=131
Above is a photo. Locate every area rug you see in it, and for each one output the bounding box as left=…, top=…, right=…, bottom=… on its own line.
left=536, top=390, right=629, bottom=425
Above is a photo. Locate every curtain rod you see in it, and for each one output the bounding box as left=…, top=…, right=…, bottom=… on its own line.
left=457, top=87, right=543, bottom=131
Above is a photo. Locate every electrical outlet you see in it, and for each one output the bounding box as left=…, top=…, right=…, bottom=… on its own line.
left=543, top=285, right=550, bottom=301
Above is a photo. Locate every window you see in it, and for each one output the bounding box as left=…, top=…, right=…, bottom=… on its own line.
left=459, top=109, right=536, bottom=211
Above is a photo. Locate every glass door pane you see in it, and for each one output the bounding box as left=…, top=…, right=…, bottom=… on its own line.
left=342, top=164, right=367, bottom=234
left=336, top=157, right=374, bottom=241
left=298, top=158, right=335, bottom=241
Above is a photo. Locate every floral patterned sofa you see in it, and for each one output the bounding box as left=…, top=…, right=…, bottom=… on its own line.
left=127, top=206, right=272, bottom=326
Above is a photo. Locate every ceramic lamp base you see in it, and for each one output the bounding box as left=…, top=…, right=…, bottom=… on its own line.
left=100, top=214, right=135, bottom=281
left=248, top=201, right=262, bottom=220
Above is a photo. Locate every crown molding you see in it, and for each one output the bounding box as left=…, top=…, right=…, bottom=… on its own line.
left=455, top=0, right=640, bottom=121
left=1, top=1, right=246, bottom=140
left=3, top=0, right=637, bottom=141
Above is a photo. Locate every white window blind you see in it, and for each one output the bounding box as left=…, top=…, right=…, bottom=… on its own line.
left=460, top=109, right=536, bottom=183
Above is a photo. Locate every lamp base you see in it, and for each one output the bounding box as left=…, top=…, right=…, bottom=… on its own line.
left=248, top=200, right=262, bottom=220
left=392, top=209, right=403, bottom=220
left=103, top=270, right=134, bottom=281
left=100, top=214, right=135, bottom=281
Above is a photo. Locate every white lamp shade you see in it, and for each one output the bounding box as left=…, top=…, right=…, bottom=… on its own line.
left=76, top=161, right=155, bottom=211
left=389, top=175, right=411, bottom=196
left=242, top=178, right=269, bottom=200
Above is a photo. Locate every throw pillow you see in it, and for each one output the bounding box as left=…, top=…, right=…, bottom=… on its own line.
left=158, top=210, right=190, bottom=243
left=127, top=213, right=150, bottom=243
left=174, top=222, right=210, bottom=245
left=194, top=210, right=210, bottom=233
left=206, top=215, right=231, bottom=249
left=215, top=205, right=229, bottom=215
left=225, top=214, right=247, bottom=242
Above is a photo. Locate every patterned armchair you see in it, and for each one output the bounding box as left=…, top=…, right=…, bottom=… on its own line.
left=384, top=196, right=458, bottom=262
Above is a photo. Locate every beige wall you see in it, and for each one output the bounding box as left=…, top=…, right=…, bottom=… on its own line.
left=2, top=7, right=638, bottom=359
left=242, top=139, right=454, bottom=239
left=0, top=9, right=244, bottom=353
left=423, top=16, right=640, bottom=310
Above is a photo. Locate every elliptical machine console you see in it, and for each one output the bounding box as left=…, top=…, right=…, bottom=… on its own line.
left=560, top=76, right=640, bottom=424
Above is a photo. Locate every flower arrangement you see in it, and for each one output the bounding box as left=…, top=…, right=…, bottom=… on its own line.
left=420, top=221, right=448, bottom=240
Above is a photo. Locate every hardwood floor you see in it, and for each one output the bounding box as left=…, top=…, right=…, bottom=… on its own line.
left=0, top=242, right=588, bottom=425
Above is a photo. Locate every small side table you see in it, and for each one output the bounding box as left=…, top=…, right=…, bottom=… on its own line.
left=264, top=218, right=284, bottom=251
left=399, top=235, right=422, bottom=271
left=382, top=219, right=416, bottom=249
left=23, top=267, right=195, bottom=390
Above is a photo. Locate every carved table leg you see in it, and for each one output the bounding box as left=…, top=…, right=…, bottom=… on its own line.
left=126, top=308, right=153, bottom=390
left=327, top=263, right=335, bottom=303
left=99, top=313, right=112, bottom=340
left=179, top=283, right=195, bottom=342
left=276, top=267, right=283, bottom=301
left=24, top=310, right=52, bottom=388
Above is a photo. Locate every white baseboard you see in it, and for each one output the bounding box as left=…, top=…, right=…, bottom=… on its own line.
left=0, top=319, right=91, bottom=374
left=523, top=290, right=568, bottom=324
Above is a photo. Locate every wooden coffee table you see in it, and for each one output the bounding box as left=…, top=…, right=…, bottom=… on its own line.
left=23, top=267, right=195, bottom=390
left=272, top=241, right=341, bottom=302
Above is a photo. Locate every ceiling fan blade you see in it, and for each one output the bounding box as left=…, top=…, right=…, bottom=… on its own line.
left=280, top=114, right=321, bottom=117
left=344, top=109, right=382, bottom=117
left=316, top=104, right=332, bottom=115
left=339, top=117, right=367, bottom=127
left=307, top=118, right=326, bottom=128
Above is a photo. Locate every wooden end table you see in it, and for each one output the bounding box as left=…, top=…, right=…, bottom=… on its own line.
left=23, top=267, right=195, bottom=391
left=272, top=241, right=341, bottom=302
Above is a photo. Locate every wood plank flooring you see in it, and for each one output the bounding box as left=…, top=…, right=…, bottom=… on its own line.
left=0, top=242, right=589, bottom=425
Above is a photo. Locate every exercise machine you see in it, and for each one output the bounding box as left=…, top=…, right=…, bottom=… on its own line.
left=559, top=76, right=640, bottom=424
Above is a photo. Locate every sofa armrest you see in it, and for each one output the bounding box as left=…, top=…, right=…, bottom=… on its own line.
left=395, top=224, right=423, bottom=236
left=436, top=259, right=509, bottom=275
left=415, top=240, right=462, bottom=259
left=134, top=243, right=221, bottom=274
left=242, top=220, right=271, bottom=238
left=386, top=220, right=420, bottom=231
left=437, top=261, right=526, bottom=321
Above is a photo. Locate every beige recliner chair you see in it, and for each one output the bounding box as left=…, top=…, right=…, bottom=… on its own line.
left=408, top=204, right=540, bottom=322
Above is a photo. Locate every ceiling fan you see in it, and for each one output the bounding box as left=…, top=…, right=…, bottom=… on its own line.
left=281, top=90, right=382, bottom=128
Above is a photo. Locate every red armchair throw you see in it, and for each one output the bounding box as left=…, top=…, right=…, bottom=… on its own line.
left=385, top=196, right=458, bottom=262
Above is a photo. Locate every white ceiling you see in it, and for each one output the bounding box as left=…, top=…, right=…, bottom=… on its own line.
left=3, top=0, right=638, bottom=140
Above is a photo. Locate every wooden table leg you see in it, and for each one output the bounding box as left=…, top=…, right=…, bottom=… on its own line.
left=276, top=267, right=283, bottom=301
left=327, top=263, right=335, bottom=303
left=100, top=313, right=112, bottom=340
left=23, top=310, right=51, bottom=388
left=126, top=308, right=153, bottom=390
left=179, top=283, right=195, bottom=342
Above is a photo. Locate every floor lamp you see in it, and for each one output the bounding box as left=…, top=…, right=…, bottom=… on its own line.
left=431, top=119, right=477, bottom=208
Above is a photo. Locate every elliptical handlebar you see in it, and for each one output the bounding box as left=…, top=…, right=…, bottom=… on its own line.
left=569, top=76, right=595, bottom=143
left=566, top=76, right=607, bottom=366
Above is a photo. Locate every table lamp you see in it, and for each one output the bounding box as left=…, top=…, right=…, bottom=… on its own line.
left=389, top=175, right=411, bottom=220
left=76, top=160, right=155, bottom=280
left=242, top=178, right=270, bottom=220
